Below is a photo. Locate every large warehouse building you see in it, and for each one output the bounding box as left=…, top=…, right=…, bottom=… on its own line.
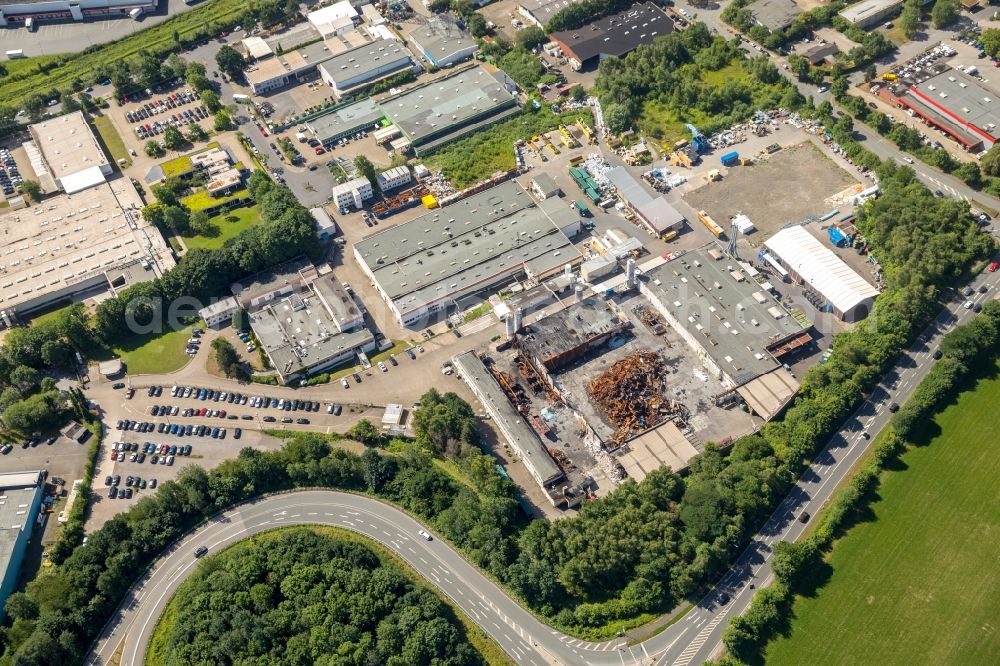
left=376, top=65, right=520, bottom=155
left=318, top=38, right=413, bottom=99
left=0, top=114, right=174, bottom=323
left=607, top=166, right=685, bottom=237
left=307, top=98, right=385, bottom=147
left=641, top=247, right=808, bottom=418
left=354, top=181, right=583, bottom=327
left=548, top=2, right=673, bottom=71
left=642, top=247, right=808, bottom=387
left=878, top=63, right=1000, bottom=152
left=0, top=472, right=44, bottom=623
left=765, top=226, right=880, bottom=322
left=26, top=111, right=112, bottom=192
left=407, top=16, right=477, bottom=68
left=0, top=0, right=155, bottom=26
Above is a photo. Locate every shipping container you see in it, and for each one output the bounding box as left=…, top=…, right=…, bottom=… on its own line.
left=697, top=210, right=724, bottom=238
left=720, top=151, right=739, bottom=167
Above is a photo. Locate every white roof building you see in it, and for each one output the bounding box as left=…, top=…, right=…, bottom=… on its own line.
left=242, top=36, right=274, bottom=60
left=308, top=1, right=359, bottom=38
left=764, top=226, right=880, bottom=322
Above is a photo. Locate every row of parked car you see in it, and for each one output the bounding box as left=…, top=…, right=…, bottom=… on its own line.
left=134, top=106, right=209, bottom=140
left=0, top=148, right=23, bottom=197
left=126, top=88, right=201, bottom=122
left=115, top=418, right=241, bottom=439
left=104, top=473, right=158, bottom=499
left=108, top=440, right=194, bottom=464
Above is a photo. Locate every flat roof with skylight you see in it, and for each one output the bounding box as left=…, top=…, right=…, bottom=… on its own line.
left=354, top=181, right=581, bottom=324
left=377, top=65, right=519, bottom=152
left=641, top=246, right=807, bottom=386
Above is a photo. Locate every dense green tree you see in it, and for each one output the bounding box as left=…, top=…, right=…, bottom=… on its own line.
left=517, top=26, right=548, bottom=51
left=144, top=140, right=165, bottom=158
left=346, top=418, right=382, bottom=446
left=354, top=155, right=381, bottom=194
left=215, top=45, right=245, bottom=80
left=201, top=89, right=222, bottom=113
left=931, top=0, right=959, bottom=28
left=186, top=123, right=208, bottom=142
left=213, top=109, right=234, bottom=132
left=18, top=180, right=42, bottom=203
left=900, top=0, right=921, bottom=38
left=162, top=125, right=185, bottom=151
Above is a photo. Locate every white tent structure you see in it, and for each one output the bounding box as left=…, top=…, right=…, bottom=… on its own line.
left=764, top=226, right=879, bottom=322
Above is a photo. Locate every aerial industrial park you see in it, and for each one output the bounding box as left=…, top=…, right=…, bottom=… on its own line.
left=0, top=0, right=998, bottom=664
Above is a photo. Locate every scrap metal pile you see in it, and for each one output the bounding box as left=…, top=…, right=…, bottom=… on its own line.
left=587, top=350, right=667, bottom=448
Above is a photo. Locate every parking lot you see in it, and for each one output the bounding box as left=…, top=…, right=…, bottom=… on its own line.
left=121, top=87, right=212, bottom=147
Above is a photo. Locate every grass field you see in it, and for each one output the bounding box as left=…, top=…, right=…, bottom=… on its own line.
left=146, top=526, right=512, bottom=666
left=764, top=362, right=1000, bottom=666
left=0, top=0, right=245, bottom=107
left=91, top=115, right=131, bottom=168
left=113, top=324, right=195, bottom=375
left=427, top=107, right=593, bottom=189
left=183, top=205, right=261, bottom=251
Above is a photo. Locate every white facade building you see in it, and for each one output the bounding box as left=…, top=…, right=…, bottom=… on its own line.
left=332, top=176, right=374, bottom=210
left=375, top=165, right=412, bottom=191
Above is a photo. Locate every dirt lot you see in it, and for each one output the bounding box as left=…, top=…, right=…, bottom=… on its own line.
left=683, top=142, right=858, bottom=240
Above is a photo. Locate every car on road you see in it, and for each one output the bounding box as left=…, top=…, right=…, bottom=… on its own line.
left=378, top=361, right=388, bottom=372
left=718, top=592, right=730, bottom=604
left=296, top=418, right=310, bottom=424
left=902, top=156, right=914, bottom=164
left=798, top=511, right=810, bottom=523
left=889, top=402, right=900, bottom=413
left=974, top=302, right=983, bottom=312
left=418, top=529, right=432, bottom=541
left=112, top=382, right=126, bottom=389
left=194, top=545, right=208, bottom=558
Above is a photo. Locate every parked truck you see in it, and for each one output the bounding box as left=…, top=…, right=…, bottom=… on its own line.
left=232, top=93, right=251, bottom=103
left=128, top=7, right=143, bottom=19
left=720, top=151, right=740, bottom=167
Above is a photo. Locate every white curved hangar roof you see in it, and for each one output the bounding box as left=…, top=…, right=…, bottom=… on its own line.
left=765, top=226, right=880, bottom=315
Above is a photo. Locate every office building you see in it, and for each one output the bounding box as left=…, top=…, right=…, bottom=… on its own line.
left=331, top=176, right=374, bottom=210
left=0, top=0, right=156, bottom=26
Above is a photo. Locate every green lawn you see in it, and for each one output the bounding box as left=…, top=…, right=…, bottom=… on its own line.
left=113, top=324, right=195, bottom=375
left=160, top=142, right=220, bottom=178
left=765, top=362, right=1000, bottom=666
left=0, top=0, right=247, bottom=108
left=180, top=187, right=250, bottom=212
left=90, top=115, right=130, bottom=168
left=183, top=205, right=261, bottom=251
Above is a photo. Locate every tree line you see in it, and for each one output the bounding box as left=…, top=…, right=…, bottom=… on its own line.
left=153, top=528, right=485, bottom=666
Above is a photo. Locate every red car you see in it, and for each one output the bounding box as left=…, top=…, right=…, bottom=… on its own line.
left=219, top=410, right=227, bottom=418
left=990, top=261, right=999, bottom=273
left=314, top=146, right=325, bottom=155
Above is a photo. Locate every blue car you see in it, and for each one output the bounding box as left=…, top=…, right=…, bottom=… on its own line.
left=199, top=388, right=208, bottom=400
left=211, top=427, right=220, bottom=438
left=169, top=424, right=179, bottom=434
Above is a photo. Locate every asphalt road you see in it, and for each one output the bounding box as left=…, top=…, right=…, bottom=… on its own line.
left=85, top=261, right=1000, bottom=666
left=0, top=0, right=197, bottom=56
